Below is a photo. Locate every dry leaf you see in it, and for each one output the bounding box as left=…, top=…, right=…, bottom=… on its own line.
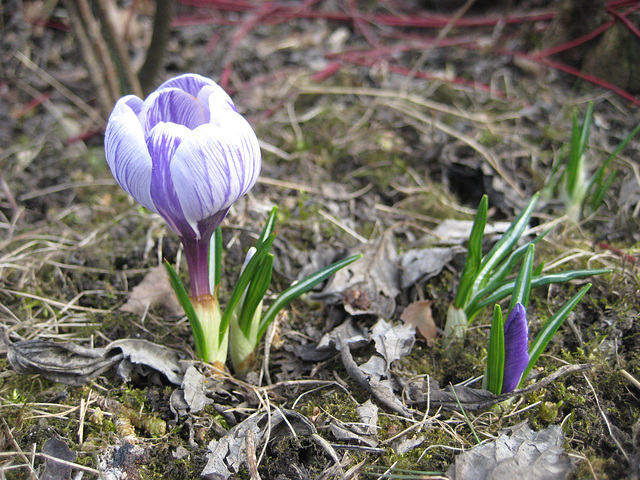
left=400, top=300, right=438, bottom=343
left=317, top=230, right=399, bottom=318
left=447, top=424, right=574, bottom=480
left=121, top=265, right=183, bottom=316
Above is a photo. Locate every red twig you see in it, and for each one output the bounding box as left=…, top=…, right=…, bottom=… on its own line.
left=607, top=2, right=640, bottom=40
left=597, top=242, right=638, bottom=264
left=531, top=20, right=615, bottom=59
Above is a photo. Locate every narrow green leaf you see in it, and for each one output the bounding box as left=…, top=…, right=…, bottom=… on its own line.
left=470, top=193, right=540, bottom=298
left=509, top=244, right=535, bottom=311
left=467, top=268, right=609, bottom=320
left=164, top=260, right=207, bottom=359
left=533, top=262, right=544, bottom=277
left=219, top=233, right=277, bottom=342
left=566, top=103, right=593, bottom=197
left=589, top=171, right=617, bottom=213
left=454, top=195, right=488, bottom=308
left=257, top=253, right=362, bottom=340
left=485, top=304, right=505, bottom=395
left=519, top=284, right=592, bottom=388
left=258, top=206, right=278, bottom=245
left=238, top=253, right=273, bottom=335
left=474, top=229, right=550, bottom=305
left=586, top=122, right=640, bottom=199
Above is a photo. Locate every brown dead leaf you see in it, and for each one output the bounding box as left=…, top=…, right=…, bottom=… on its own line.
left=121, top=265, right=183, bottom=316
left=400, top=300, right=437, bottom=343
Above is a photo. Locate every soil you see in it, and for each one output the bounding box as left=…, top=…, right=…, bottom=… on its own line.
left=1, top=1, right=640, bottom=479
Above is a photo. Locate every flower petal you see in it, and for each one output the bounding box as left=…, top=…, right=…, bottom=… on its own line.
left=147, top=122, right=197, bottom=238
left=198, top=84, right=237, bottom=114
left=139, top=88, right=207, bottom=136
left=104, top=95, right=156, bottom=213
left=170, top=111, right=261, bottom=237
left=502, top=303, right=529, bottom=393
left=157, top=73, right=217, bottom=97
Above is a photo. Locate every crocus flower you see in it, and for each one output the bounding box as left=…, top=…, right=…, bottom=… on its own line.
left=502, top=303, right=529, bottom=393
left=105, top=73, right=261, bottom=366
left=105, top=73, right=261, bottom=297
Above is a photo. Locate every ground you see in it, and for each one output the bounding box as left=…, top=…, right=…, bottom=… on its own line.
left=1, top=1, right=640, bottom=479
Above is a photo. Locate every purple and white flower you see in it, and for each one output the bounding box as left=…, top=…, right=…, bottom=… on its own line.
left=105, top=73, right=261, bottom=297
left=502, top=302, right=529, bottom=393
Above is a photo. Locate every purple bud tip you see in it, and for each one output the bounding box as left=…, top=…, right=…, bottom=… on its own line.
left=502, top=303, right=529, bottom=394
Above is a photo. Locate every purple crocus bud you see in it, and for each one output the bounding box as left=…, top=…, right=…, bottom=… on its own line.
left=502, top=303, right=529, bottom=393
left=105, top=73, right=261, bottom=297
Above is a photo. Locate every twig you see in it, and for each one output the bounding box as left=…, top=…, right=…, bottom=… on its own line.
left=340, top=343, right=414, bottom=417
left=138, top=0, right=175, bottom=94
left=94, top=0, right=144, bottom=97
left=61, top=0, right=117, bottom=117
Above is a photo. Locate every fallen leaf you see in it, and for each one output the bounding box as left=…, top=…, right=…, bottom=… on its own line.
left=371, top=319, right=415, bottom=368
left=41, top=436, right=77, bottom=480
left=5, top=335, right=184, bottom=386
left=315, top=230, right=399, bottom=318
left=400, top=300, right=437, bottom=343
left=121, top=265, right=183, bottom=316
left=399, top=246, right=460, bottom=288
left=202, top=409, right=338, bottom=479
left=447, top=423, right=574, bottom=480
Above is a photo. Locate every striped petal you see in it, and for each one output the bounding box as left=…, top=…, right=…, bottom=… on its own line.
left=104, top=95, right=156, bottom=213
left=170, top=111, right=261, bottom=238
left=502, top=303, right=529, bottom=393
left=157, top=74, right=237, bottom=113
left=199, top=84, right=237, bottom=114
left=139, top=88, right=207, bottom=137
left=157, top=73, right=218, bottom=98
left=147, top=122, right=196, bottom=238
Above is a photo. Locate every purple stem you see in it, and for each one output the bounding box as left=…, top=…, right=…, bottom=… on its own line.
left=182, top=236, right=211, bottom=298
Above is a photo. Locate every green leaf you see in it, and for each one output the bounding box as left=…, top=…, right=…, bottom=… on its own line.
left=454, top=195, right=487, bottom=308
left=467, top=268, right=609, bottom=320
left=566, top=103, right=593, bottom=198
left=586, top=121, right=640, bottom=202
left=258, top=206, right=278, bottom=245
left=469, top=193, right=540, bottom=302
left=237, top=253, right=273, bottom=335
left=509, top=244, right=535, bottom=312
left=257, top=253, right=362, bottom=340
left=485, top=304, right=505, bottom=395
left=219, top=233, right=277, bottom=343
left=474, top=229, right=549, bottom=305
left=164, top=260, right=207, bottom=359
left=519, top=283, right=592, bottom=388
left=470, top=193, right=540, bottom=298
